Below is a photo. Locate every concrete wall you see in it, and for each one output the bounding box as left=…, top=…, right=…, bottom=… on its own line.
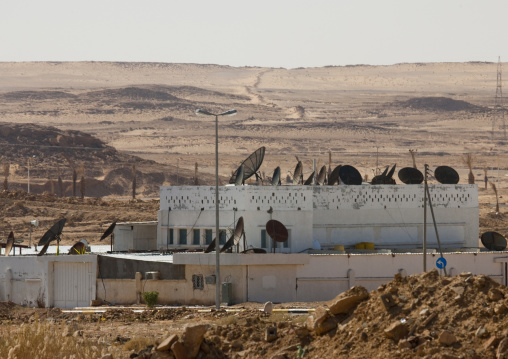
left=0, top=255, right=97, bottom=308
left=158, top=184, right=478, bottom=253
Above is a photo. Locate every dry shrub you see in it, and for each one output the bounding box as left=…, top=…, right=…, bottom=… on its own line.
left=0, top=321, right=121, bottom=359
left=463, top=153, right=475, bottom=184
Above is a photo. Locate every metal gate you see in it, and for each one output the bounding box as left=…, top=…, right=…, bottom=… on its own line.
left=53, top=262, right=94, bottom=308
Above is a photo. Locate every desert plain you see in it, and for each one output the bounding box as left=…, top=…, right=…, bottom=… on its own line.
left=0, top=61, right=508, bottom=358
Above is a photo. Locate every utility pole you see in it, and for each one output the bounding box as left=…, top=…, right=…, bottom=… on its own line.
left=493, top=57, right=507, bottom=140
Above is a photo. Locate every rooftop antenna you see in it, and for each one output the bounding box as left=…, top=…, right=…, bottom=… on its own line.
left=4, top=231, right=14, bottom=256
left=434, top=166, right=459, bottom=184
left=316, top=165, right=327, bottom=185
left=409, top=149, right=418, bottom=169
left=37, top=218, right=66, bottom=256
left=265, top=219, right=288, bottom=253
left=481, top=231, right=507, bottom=251
left=220, top=217, right=244, bottom=253
left=328, top=165, right=342, bottom=185
left=100, top=221, right=117, bottom=252
left=293, top=161, right=303, bottom=184
left=271, top=167, right=281, bottom=186
left=493, top=56, right=507, bottom=140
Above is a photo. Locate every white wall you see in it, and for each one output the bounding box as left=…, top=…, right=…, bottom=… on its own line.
left=114, top=222, right=157, bottom=252
left=158, top=184, right=478, bottom=252
left=0, top=255, right=97, bottom=308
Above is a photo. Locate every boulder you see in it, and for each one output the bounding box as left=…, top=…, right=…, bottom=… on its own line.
left=306, top=306, right=337, bottom=335
left=182, top=324, right=208, bottom=359
left=327, top=286, right=369, bottom=315
left=497, top=337, right=508, bottom=359
left=438, top=330, right=457, bottom=346
left=157, top=334, right=179, bottom=352
left=171, top=341, right=188, bottom=359
left=384, top=321, right=409, bottom=342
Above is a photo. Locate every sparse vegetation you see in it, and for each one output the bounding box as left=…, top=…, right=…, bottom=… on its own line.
left=142, top=291, right=158, bottom=308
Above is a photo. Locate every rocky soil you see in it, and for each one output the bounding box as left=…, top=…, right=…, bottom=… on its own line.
left=3, top=270, right=508, bottom=358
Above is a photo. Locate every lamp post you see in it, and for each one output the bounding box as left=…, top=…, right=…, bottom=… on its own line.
left=196, top=108, right=237, bottom=309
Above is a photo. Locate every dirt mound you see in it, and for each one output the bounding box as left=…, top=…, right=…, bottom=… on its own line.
left=398, top=97, right=486, bottom=112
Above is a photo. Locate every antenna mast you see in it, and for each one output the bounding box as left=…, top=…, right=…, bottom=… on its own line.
left=493, top=57, right=507, bottom=140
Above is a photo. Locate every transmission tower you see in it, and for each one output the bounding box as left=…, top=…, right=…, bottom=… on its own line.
left=493, top=56, right=507, bottom=140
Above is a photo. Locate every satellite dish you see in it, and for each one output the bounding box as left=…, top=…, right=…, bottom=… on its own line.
left=5, top=232, right=14, bottom=257
left=100, top=221, right=117, bottom=241
left=37, top=241, right=51, bottom=256
left=229, top=147, right=266, bottom=184
left=80, top=239, right=91, bottom=252
left=316, top=165, right=327, bottom=185
left=234, top=165, right=245, bottom=186
left=221, top=217, right=244, bottom=253
left=266, top=220, right=288, bottom=243
left=398, top=167, right=424, bottom=184
left=204, top=230, right=224, bottom=253
left=38, top=218, right=66, bottom=246
left=68, top=241, right=86, bottom=255
left=304, top=171, right=315, bottom=185
left=328, top=165, right=342, bottom=185
left=481, top=231, right=507, bottom=251
left=371, top=164, right=396, bottom=185
left=271, top=167, right=281, bottom=186
left=293, top=161, right=303, bottom=184
left=435, top=166, right=459, bottom=184
left=339, top=165, right=362, bottom=185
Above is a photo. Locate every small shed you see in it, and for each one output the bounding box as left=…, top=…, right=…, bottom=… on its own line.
left=113, top=221, right=158, bottom=252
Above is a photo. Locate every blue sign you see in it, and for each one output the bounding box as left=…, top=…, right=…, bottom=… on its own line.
left=436, top=257, right=447, bottom=269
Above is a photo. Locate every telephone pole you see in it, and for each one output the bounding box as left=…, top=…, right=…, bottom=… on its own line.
left=493, top=57, right=507, bottom=140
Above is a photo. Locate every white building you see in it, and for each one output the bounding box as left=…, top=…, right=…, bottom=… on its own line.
left=157, top=184, right=479, bottom=252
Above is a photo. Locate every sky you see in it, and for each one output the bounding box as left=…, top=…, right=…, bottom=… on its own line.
left=0, top=0, right=507, bottom=69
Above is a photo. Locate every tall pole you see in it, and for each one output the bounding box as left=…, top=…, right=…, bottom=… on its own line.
left=215, top=114, right=220, bottom=310
left=423, top=164, right=428, bottom=272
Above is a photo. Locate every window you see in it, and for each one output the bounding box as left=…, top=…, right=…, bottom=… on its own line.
left=192, top=274, right=204, bottom=290
left=261, top=229, right=267, bottom=248
left=205, top=229, right=213, bottom=245
left=220, top=230, right=226, bottom=245
left=179, top=228, right=187, bottom=245
left=167, top=228, right=173, bottom=245
left=193, top=229, right=200, bottom=245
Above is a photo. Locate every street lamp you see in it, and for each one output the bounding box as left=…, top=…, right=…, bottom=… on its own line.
left=196, top=108, right=237, bottom=309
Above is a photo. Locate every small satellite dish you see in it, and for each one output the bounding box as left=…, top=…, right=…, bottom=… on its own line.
left=30, top=219, right=39, bottom=227
left=481, top=231, right=507, bottom=251
left=371, top=164, right=396, bottom=185
left=435, top=166, right=459, bottom=184
left=339, top=165, right=362, bottom=185
left=5, top=232, right=14, bottom=257
left=398, top=167, right=424, bottom=184
left=316, top=165, right=327, bottom=185
left=68, top=241, right=86, bottom=255
left=304, top=171, right=315, bottom=185
left=234, top=164, right=245, bottom=186
left=266, top=220, right=289, bottom=243
left=328, top=165, right=342, bottom=185
left=221, top=217, right=244, bottom=253
left=38, top=218, right=66, bottom=246
left=80, top=239, right=91, bottom=252
left=100, top=221, right=117, bottom=241
left=229, top=147, right=266, bottom=184
left=271, top=167, right=281, bottom=186
left=293, top=161, right=303, bottom=184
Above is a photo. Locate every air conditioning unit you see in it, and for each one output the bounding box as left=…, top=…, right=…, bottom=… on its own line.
left=145, top=271, right=160, bottom=280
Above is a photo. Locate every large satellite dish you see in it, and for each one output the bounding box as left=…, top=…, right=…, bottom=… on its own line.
left=221, top=217, right=244, bottom=253
left=481, top=231, right=507, bottom=251
left=435, top=166, right=459, bottom=184
left=234, top=165, right=245, bottom=186
left=316, top=165, right=327, bottom=185
left=304, top=171, right=315, bottom=185
left=339, top=165, right=362, bottom=185
left=293, top=161, right=303, bottom=184
left=229, top=147, right=266, bottom=184
left=328, top=165, right=342, bottom=185
left=242, top=248, right=267, bottom=254
left=271, top=167, right=281, bottom=186
left=5, top=232, right=14, bottom=257
left=38, top=218, right=66, bottom=246
left=398, top=167, right=424, bottom=184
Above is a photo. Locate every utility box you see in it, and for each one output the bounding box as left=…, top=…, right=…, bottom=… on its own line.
left=221, top=282, right=233, bottom=305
